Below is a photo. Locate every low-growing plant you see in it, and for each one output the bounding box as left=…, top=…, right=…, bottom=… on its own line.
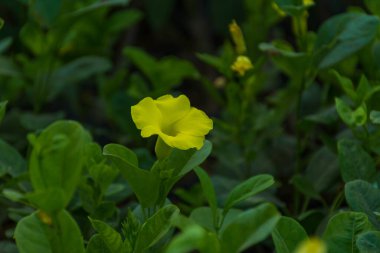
left=2, top=0, right=380, bottom=252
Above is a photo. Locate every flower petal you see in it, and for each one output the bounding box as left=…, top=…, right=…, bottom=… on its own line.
left=159, top=132, right=205, bottom=150
left=174, top=108, right=213, bottom=136
left=131, top=97, right=162, bottom=135
left=155, top=95, right=191, bottom=126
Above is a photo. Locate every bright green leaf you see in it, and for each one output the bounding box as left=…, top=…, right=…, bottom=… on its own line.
left=15, top=210, right=85, bottom=253
left=338, top=139, right=376, bottom=183
left=29, top=120, right=92, bottom=207
left=335, top=98, right=354, bottom=126
left=89, top=218, right=126, bottom=253
left=165, top=223, right=220, bottom=253
left=103, top=143, right=159, bottom=207
left=331, top=70, right=357, bottom=101
left=223, top=174, right=274, bottom=214
left=69, top=0, right=129, bottom=16
left=272, top=216, right=308, bottom=253
left=345, top=180, right=380, bottom=229
left=26, top=188, right=66, bottom=213
left=323, top=212, right=373, bottom=253
left=0, top=139, right=27, bottom=177
left=221, top=203, right=280, bottom=253
left=86, top=235, right=112, bottom=253
left=194, top=167, right=218, bottom=225
left=316, top=13, right=380, bottom=69
left=134, top=205, right=180, bottom=252
left=356, top=231, right=380, bottom=253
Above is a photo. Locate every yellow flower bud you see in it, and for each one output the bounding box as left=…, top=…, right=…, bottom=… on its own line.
left=131, top=95, right=213, bottom=150
left=303, top=0, right=314, bottom=6
left=231, top=56, right=253, bottom=76
left=295, top=237, right=327, bottom=253
left=229, top=20, right=247, bottom=55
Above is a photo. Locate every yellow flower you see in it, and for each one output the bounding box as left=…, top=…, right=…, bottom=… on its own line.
left=229, top=20, right=246, bottom=55
left=295, top=237, right=327, bottom=253
left=303, top=0, right=314, bottom=6
left=131, top=94, right=213, bottom=150
left=231, top=56, right=253, bottom=76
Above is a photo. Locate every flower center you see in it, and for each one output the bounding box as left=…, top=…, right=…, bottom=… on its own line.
left=161, top=124, right=179, bottom=137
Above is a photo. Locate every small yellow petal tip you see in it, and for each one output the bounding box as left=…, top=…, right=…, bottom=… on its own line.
left=231, top=56, right=253, bottom=76
left=295, top=237, right=327, bottom=253
left=303, top=0, right=314, bottom=6
left=229, top=20, right=247, bottom=55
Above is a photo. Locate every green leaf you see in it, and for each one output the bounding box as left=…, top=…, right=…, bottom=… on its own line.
left=223, top=174, right=274, bottom=214
left=316, top=13, right=380, bottom=69
left=196, top=53, right=225, bottom=75
left=180, top=140, right=212, bottom=176
left=0, top=139, right=27, bottom=177
left=50, top=56, right=111, bottom=101
left=134, top=205, right=180, bottom=252
left=370, top=111, right=380, bottom=124
left=274, top=0, right=309, bottom=16
left=29, top=120, right=91, bottom=208
left=88, top=164, right=118, bottom=194
left=15, top=210, right=85, bottom=253
left=14, top=212, right=52, bottom=253
left=26, top=188, right=66, bottom=213
left=0, top=100, right=7, bottom=124
left=123, top=47, right=156, bottom=80
left=290, top=174, right=321, bottom=200
left=194, top=167, right=218, bottom=224
left=331, top=70, right=357, bottom=101
left=356, top=231, right=380, bottom=253
left=272, top=216, right=308, bottom=253
left=221, top=203, right=280, bottom=253
left=189, top=207, right=216, bottom=232
left=165, top=223, right=220, bottom=253
left=345, top=180, right=380, bottom=229
left=29, top=0, right=61, bottom=26
left=107, top=9, right=143, bottom=33
left=103, top=143, right=159, bottom=207
left=338, top=139, right=376, bottom=183
left=19, top=112, right=65, bottom=131
left=335, top=99, right=368, bottom=127
left=259, top=41, right=309, bottom=78
left=357, top=76, right=371, bottom=103
left=69, top=0, right=129, bottom=16
left=123, top=47, right=199, bottom=93
left=352, top=105, right=368, bottom=126
left=86, top=235, right=112, bottom=253
left=89, top=218, right=126, bottom=253
left=335, top=98, right=354, bottom=125
left=2, top=189, right=24, bottom=202
left=0, top=37, right=13, bottom=54
left=0, top=18, right=4, bottom=29
left=323, top=212, right=373, bottom=253
left=364, top=0, right=380, bottom=16
left=305, top=147, right=339, bottom=192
